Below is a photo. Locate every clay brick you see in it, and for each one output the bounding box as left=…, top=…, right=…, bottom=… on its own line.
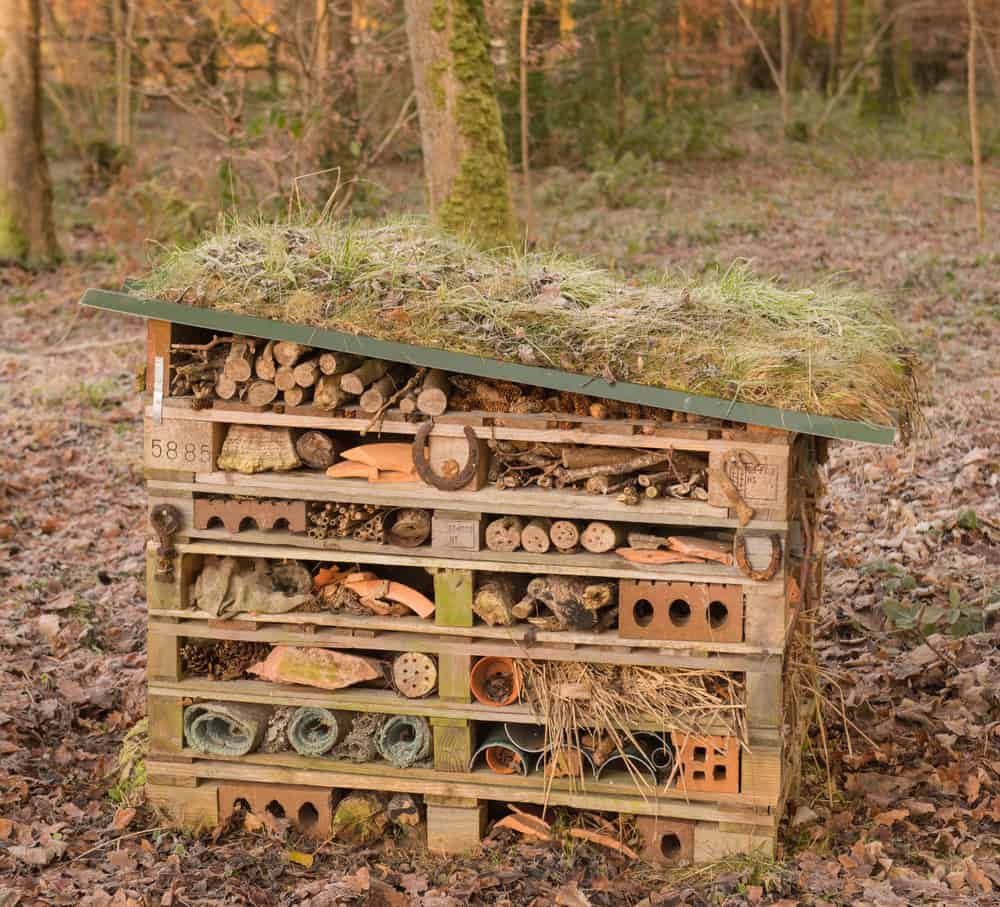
left=636, top=816, right=695, bottom=866
left=671, top=734, right=741, bottom=794
left=619, top=580, right=743, bottom=643
left=218, top=782, right=335, bottom=837
left=193, top=497, right=307, bottom=533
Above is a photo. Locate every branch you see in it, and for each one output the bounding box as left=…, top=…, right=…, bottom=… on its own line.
left=727, top=0, right=783, bottom=96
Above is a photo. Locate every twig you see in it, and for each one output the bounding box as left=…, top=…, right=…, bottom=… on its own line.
left=361, top=367, right=426, bottom=436
left=72, top=826, right=171, bottom=861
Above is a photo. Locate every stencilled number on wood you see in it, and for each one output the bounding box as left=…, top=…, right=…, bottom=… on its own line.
left=729, top=463, right=779, bottom=503
left=144, top=418, right=222, bottom=473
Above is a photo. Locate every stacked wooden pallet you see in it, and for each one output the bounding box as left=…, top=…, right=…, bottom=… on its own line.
left=133, top=315, right=827, bottom=865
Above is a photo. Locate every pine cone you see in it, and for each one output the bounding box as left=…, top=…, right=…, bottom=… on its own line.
left=180, top=642, right=213, bottom=677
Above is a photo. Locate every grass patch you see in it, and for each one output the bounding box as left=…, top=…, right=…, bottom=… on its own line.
left=142, top=217, right=920, bottom=432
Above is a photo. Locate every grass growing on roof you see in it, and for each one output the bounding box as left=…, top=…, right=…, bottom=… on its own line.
left=142, top=217, right=920, bottom=432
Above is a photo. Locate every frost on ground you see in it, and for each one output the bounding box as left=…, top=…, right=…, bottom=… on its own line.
left=0, top=157, right=997, bottom=906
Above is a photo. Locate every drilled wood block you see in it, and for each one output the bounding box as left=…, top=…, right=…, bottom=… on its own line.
left=144, top=417, right=224, bottom=473
left=619, top=580, right=743, bottom=643
left=147, top=781, right=219, bottom=830
left=431, top=718, right=474, bottom=772
left=636, top=816, right=695, bottom=866
left=193, top=497, right=307, bottom=533
left=432, top=511, right=484, bottom=552
left=671, top=734, right=740, bottom=794
left=218, top=781, right=335, bottom=838
left=426, top=799, right=486, bottom=853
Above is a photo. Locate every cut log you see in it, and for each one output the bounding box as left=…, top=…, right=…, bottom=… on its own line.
left=254, top=340, right=276, bottom=380
left=561, top=447, right=642, bottom=470
left=340, top=359, right=389, bottom=395
left=580, top=521, right=627, bottom=554
left=387, top=508, right=431, bottom=548
left=333, top=791, right=388, bottom=844
left=217, top=425, right=300, bottom=474
left=283, top=386, right=312, bottom=407
left=359, top=371, right=402, bottom=413
left=584, top=475, right=632, bottom=495
left=520, top=518, right=553, bottom=553
left=416, top=369, right=450, bottom=415
left=215, top=372, right=239, bottom=400
left=295, top=430, right=340, bottom=470
left=392, top=651, right=438, bottom=698
left=273, top=341, right=309, bottom=367
left=248, top=645, right=383, bottom=690
left=558, top=449, right=674, bottom=486
left=474, top=574, right=526, bottom=626
left=485, top=516, right=525, bottom=552
left=386, top=793, right=421, bottom=828
left=274, top=366, right=297, bottom=392
left=398, top=391, right=418, bottom=414
left=522, top=575, right=616, bottom=630
left=318, top=351, right=363, bottom=375
left=549, top=520, right=580, bottom=551
left=314, top=374, right=354, bottom=410
left=245, top=380, right=278, bottom=408
left=223, top=337, right=255, bottom=382
left=292, top=357, right=321, bottom=388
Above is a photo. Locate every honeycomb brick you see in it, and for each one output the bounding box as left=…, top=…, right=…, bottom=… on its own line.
left=218, top=781, right=335, bottom=837
left=619, top=580, right=743, bottom=643
left=671, top=734, right=741, bottom=794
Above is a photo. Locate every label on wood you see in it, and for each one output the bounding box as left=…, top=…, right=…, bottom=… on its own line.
left=144, top=418, right=223, bottom=473
left=708, top=450, right=787, bottom=509
left=432, top=511, right=483, bottom=552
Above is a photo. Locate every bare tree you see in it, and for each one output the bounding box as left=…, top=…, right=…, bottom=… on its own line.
left=0, top=0, right=59, bottom=263
left=403, top=0, right=517, bottom=245
left=968, top=0, right=985, bottom=239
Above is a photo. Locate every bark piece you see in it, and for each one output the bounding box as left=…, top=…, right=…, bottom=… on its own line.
left=295, top=431, right=340, bottom=470
left=340, top=359, right=389, bottom=395
left=485, top=516, right=524, bottom=552
left=416, top=369, right=450, bottom=415
left=333, top=792, right=389, bottom=844
left=667, top=535, right=734, bottom=566
left=273, top=342, right=309, bottom=367
left=549, top=520, right=580, bottom=552
left=387, top=794, right=421, bottom=828
left=558, top=449, right=674, bottom=486
left=248, top=645, right=382, bottom=690
left=580, top=521, right=627, bottom=554
left=245, top=380, right=278, bottom=407
left=520, top=518, right=553, bottom=553
left=318, top=351, right=363, bottom=375
left=520, top=575, right=616, bottom=631
left=626, top=531, right=669, bottom=550
left=255, top=340, right=276, bottom=380
left=183, top=702, right=270, bottom=756
left=217, top=425, right=301, bottom=474
left=473, top=574, right=527, bottom=626
left=387, top=508, right=431, bottom=547
left=223, top=337, right=255, bottom=382
left=561, top=447, right=644, bottom=470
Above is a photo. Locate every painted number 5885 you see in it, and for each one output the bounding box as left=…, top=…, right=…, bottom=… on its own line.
left=150, top=439, right=211, bottom=463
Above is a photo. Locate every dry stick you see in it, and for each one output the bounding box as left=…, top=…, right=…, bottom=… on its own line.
left=72, top=826, right=171, bottom=862
left=558, top=449, right=673, bottom=486
left=361, top=368, right=426, bottom=436
left=171, top=335, right=233, bottom=352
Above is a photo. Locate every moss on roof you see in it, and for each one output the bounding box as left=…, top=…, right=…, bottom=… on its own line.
left=141, top=218, right=920, bottom=435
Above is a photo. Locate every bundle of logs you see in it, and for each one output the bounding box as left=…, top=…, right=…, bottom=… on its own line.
left=168, top=334, right=738, bottom=430
left=473, top=574, right=618, bottom=631
left=488, top=443, right=708, bottom=506
left=307, top=503, right=431, bottom=547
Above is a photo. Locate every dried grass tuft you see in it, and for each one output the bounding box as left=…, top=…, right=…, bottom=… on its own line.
left=142, top=216, right=921, bottom=432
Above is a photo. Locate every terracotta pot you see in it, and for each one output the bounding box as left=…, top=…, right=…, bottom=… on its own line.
left=484, top=745, right=523, bottom=774
left=469, top=656, right=522, bottom=707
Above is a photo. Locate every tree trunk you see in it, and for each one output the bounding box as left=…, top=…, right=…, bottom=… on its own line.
left=876, top=0, right=901, bottom=117
left=112, top=0, right=134, bottom=148
left=828, top=0, right=844, bottom=94
left=779, top=0, right=791, bottom=129
left=518, top=0, right=534, bottom=239
left=968, top=0, right=985, bottom=239
left=0, top=0, right=59, bottom=264
left=403, top=0, right=517, bottom=245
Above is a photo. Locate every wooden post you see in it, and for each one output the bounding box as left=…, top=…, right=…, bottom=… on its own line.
left=434, top=569, right=473, bottom=627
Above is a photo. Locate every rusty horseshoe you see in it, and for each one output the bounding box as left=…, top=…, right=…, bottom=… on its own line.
left=733, top=532, right=783, bottom=582
left=412, top=422, right=480, bottom=491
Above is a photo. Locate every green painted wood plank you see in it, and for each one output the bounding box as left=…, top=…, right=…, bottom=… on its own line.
left=80, top=287, right=896, bottom=445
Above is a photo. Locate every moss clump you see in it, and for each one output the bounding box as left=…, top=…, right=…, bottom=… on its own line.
left=141, top=217, right=921, bottom=435
left=109, top=718, right=149, bottom=807
left=438, top=0, right=516, bottom=246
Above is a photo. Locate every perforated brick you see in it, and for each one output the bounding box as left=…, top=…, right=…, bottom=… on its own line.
left=218, top=781, right=334, bottom=836
left=636, top=816, right=695, bottom=866
left=194, top=497, right=307, bottom=533
left=619, top=580, right=743, bottom=643
left=671, top=734, right=740, bottom=794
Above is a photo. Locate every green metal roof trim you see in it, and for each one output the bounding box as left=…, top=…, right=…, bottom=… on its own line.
left=81, top=288, right=896, bottom=445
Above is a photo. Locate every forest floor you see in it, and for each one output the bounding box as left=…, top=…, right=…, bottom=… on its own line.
left=1, top=151, right=999, bottom=907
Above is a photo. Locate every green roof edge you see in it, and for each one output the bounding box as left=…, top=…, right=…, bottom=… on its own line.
left=81, top=287, right=896, bottom=446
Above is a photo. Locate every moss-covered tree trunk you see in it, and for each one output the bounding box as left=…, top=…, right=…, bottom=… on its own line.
left=0, top=0, right=59, bottom=264
left=403, top=0, right=517, bottom=246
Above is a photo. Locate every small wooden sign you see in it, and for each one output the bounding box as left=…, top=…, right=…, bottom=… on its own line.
left=144, top=417, right=224, bottom=473
left=708, top=449, right=788, bottom=509
left=432, top=511, right=483, bottom=552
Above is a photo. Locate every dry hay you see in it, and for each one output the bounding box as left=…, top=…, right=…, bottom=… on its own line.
left=141, top=218, right=921, bottom=433
left=518, top=660, right=747, bottom=791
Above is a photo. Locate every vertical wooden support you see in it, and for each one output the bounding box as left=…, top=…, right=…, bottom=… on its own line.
left=746, top=664, right=783, bottom=729
left=146, top=320, right=172, bottom=397
left=147, top=782, right=219, bottom=831
left=147, top=694, right=185, bottom=755
left=425, top=795, right=486, bottom=853
left=434, top=569, right=474, bottom=627
left=147, top=627, right=182, bottom=681
left=431, top=717, right=474, bottom=772
left=146, top=545, right=201, bottom=612
left=743, top=580, right=787, bottom=648
left=437, top=652, right=471, bottom=703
